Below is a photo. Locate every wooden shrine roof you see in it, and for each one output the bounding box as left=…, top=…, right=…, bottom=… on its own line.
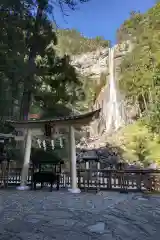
left=6, top=109, right=101, bottom=127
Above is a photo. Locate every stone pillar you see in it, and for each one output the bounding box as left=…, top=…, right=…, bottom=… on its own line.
left=68, top=125, right=81, bottom=193
left=17, top=129, right=32, bottom=190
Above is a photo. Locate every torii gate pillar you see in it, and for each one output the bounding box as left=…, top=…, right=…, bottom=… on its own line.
left=17, top=128, right=32, bottom=190
left=68, top=125, right=81, bottom=193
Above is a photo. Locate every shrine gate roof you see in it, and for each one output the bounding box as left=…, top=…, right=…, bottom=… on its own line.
left=6, top=109, right=100, bottom=127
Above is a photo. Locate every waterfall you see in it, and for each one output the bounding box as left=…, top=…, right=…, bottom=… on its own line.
left=103, top=47, right=125, bottom=133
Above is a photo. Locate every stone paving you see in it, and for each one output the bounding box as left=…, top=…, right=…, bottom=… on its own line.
left=0, top=189, right=160, bottom=239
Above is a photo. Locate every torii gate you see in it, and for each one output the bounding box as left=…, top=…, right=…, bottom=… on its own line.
left=6, top=109, right=100, bottom=193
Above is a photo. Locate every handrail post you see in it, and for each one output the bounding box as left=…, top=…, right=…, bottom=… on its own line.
left=107, top=170, right=112, bottom=190
left=77, top=169, right=81, bottom=189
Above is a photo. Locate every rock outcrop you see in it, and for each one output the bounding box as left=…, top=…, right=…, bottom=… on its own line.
left=72, top=41, right=135, bottom=156
left=71, top=40, right=131, bottom=80
left=71, top=48, right=108, bottom=79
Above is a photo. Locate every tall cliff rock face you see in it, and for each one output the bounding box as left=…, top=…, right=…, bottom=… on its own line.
left=71, top=48, right=108, bottom=80
left=71, top=40, right=131, bottom=80
left=70, top=41, right=133, bottom=137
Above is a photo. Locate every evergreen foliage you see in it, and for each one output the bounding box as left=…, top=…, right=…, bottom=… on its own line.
left=0, top=0, right=89, bottom=124
left=56, top=29, right=109, bottom=56
left=118, top=3, right=160, bottom=136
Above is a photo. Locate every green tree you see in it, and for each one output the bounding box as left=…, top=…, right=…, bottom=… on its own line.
left=116, top=11, right=143, bottom=43
left=56, top=29, right=109, bottom=55
left=132, top=136, right=150, bottom=167
left=119, top=2, right=160, bottom=133
left=0, top=0, right=89, bottom=123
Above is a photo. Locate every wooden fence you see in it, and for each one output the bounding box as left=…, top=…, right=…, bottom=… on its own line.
left=77, top=169, right=160, bottom=192
left=1, top=168, right=160, bottom=192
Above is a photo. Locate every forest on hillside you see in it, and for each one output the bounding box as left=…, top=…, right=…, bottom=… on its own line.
left=114, top=3, right=160, bottom=165
left=56, top=29, right=109, bottom=56
left=117, top=4, right=160, bottom=134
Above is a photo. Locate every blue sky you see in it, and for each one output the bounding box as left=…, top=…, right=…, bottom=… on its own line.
left=54, top=0, right=155, bottom=44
